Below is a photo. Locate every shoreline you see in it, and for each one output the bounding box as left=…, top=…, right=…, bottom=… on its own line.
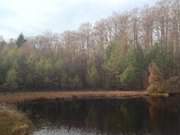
left=0, top=90, right=177, bottom=103
left=0, top=91, right=148, bottom=103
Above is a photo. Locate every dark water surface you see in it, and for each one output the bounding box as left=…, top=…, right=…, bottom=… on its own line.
left=17, top=96, right=180, bottom=135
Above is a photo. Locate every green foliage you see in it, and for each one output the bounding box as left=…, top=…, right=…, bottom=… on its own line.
left=105, top=42, right=127, bottom=74
left=120, top=47, right=145, bottom=89
left=120, top=65, right=141, bottom=88
left=165, top=76, right=180, bottom=93
left=16, top=33, right=26, bottom=48
left=87, top=65, right=99, bottom=88
left=5, top=68, right=18, bottom=89
left=70, top=75, right=82, bottom=89
left=104, top=41, right=127, bottom=88
left=0, top=0, right=180, bottom=92
left=0, top=39, right=179, bottom=91
left=145, top=44, right=175, bottom=78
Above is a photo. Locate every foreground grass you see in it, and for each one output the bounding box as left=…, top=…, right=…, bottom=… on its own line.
left=0, top=106, right=32, bottom=135
left=0, top=91, right=147, bottom=103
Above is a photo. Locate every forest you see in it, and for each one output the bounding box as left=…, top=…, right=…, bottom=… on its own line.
left=0, top=0, right=179, bottom=91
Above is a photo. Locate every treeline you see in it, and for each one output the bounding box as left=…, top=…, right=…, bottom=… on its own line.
left=0, top=0, right=179, bottom=91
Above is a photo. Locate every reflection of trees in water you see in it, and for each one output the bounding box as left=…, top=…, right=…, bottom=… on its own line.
left=17, top=97, right=180, bottom=135
left=86, top=101, right=148, bottom=135
left=18, top=99, right=149, bottom=135
left=147, top=96, right=180, bottom=135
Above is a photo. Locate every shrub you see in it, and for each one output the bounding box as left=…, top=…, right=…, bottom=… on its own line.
left=147, top=63, right=167, bottom=94
left=0, top=106, right=32, bottom=135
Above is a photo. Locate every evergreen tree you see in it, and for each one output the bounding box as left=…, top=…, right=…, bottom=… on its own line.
left=16, top=33, right=26, bottom=48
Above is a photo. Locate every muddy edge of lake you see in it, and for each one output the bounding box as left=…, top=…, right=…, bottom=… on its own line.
left=0, top=91, right=150, bottom=103
left=0, top=90, right=173, bottom=103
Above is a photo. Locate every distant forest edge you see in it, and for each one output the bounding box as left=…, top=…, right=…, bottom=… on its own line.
left=0, top=0, right=180, bottom=93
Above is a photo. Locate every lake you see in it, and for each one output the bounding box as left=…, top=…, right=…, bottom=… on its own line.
left=16, top=96, right=180, bottom=135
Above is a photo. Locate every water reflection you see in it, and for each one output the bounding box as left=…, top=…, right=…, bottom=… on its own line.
left=17, top=97, right=180, bottom=135
left=148, top=96, right=180, bottom=135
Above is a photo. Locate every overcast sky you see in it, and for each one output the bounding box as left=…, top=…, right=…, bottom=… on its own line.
left=0, top=0, right=155, bottom=39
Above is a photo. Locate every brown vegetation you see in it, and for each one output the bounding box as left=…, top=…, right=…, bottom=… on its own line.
left=0, top=106, right=32, bottom=135
left=147, top=63, right=167, bottom=94
left=0, top=0, right=180, bottom=91
left=0, top=91, right=147, bottom=103
left=147, top=63, right=180, bottom=95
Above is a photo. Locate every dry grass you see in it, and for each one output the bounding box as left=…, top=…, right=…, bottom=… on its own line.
left=0, top=90, right=147, bottom=103
left=0, top=105, right=32, bottom=135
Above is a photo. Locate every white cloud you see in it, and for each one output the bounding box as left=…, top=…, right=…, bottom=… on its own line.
left=0, top=0, right=154, bottom=39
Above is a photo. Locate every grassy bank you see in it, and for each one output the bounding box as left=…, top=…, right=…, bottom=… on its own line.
left=0, top=91, right=147, bottom=103
left=0, top=106, right=32, bottom=135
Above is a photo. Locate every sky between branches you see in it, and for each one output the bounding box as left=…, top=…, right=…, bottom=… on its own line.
left=0, top=0, right=155, bottom=39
